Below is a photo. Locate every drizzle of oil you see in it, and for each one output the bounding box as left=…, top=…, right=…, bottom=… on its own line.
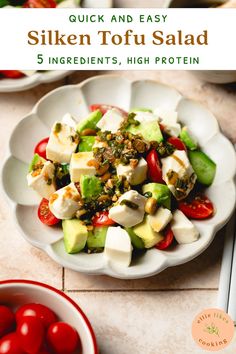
left=172, top=154, right=186, bottom=168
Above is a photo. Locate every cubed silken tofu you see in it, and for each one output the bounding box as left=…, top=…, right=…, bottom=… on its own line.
left=154, top=108, right=181, bottom=137
left=46, top=122, right=79, bottom=164
left=27, top=161, right=56, bottom=200
left=49, top=182, right=80, bottom=220
left=148, top=207, right=172, bottom=233
left=70, top=152, right=96, bottom=183
left=104, top=227, right=133, bottom=267
left=61, top=113, right=77, bottom=129
left=161, top=150, right=197, bottom=200
left=116, top=158, right=148, bottom=185
left=96, top=108, right=125, bottom=133
left=133, top=111, right=159, bottom=123
left=109, top=190, right=146, bottom=228
left=171, top=209, right=199, bottom=244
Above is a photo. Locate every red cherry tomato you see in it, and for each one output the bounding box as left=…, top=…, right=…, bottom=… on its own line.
left=34, top=137, right=49, bottom=160
left=167, top=137, right=187, bottom=152
left=92, top=211, right=116, bottom=227
left=23, top=0, right=56, bottom=7
left=178, top=195, right=214, bottom=220
left=16, top=303, right=57, bottom=329
left=0, top=306, right=15, bottom=338
left=17, top=317, right=44, bottom=354
left=146, top=149, right=164, bottom=184
left=38, top=199, right=60, bottom=226
left=155, top=227, right=174, bottom=250
left=47, top=322, right=80, bottom=354
left=159, top=123, right=165, bottom=132
left=0, top=333, right=24, bottom=354
left=0, top=71, right=24, bottom=79
left=90, top=104, right=128, bottom=117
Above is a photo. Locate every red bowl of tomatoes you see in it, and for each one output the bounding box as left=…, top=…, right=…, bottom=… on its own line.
left=0, top=280, right=98, bottom=354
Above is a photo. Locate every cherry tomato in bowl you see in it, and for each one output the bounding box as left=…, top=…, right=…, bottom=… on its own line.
left=178, top=195, right=214, bottom=220
left=0, top=71, right=24, bottom=79
left=146, top=149, right=164, bottom=184
left=0, top=306, right=15, bottom=338
left=23, top=0, right=56, bottom=7
left=167, top=137, right=187, bottom=152
left=90, top=104, right=128, bottom=117
left=47, top=322, right=80, bottom=354
left=17, top=317, right=44, bottom=354
left=16, top=303, right=57, bottom=329
left=34, top=137, right=49, bottom=160
left=0, top=332, right=24, bottom=354
left=155, top=227, right=174, bottom=250
left=38, top=198, right=60, bottom=226
left=92, top=211, right=116, bottom=227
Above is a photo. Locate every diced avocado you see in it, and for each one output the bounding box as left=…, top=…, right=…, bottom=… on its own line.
left=130, top=108, right=153, bottom=113
left=188, top=150, right=216, bottom=186
left=180, top=126, right=198, bottom=151
left=28, top=153, right=45, bottom=172
left=87, top=227, right=108, bottom=251
left=78, top=136, right=96, bottom=152
left=127, top=121, right=163, bottom=143
left=125, top=228, right=145, bottom=250
left=143, top=183, right=171, bottom=210
left=132, top=217, right=164, bottom=249
left=62, top=219, right=88, bottom=254
left=77, top=110, right=102, bottom=133
left=80, top=175, right=102, bottom=200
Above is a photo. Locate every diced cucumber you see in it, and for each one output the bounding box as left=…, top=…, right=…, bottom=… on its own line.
left=125, top=227, right=145, bottom=250
left=188, top=150, right=216, bottom=186
left=180, top=127, right=198, bottom=151
left=77, top=110, right=102, bottom=133
left=78, top=136, right=95, bottom=152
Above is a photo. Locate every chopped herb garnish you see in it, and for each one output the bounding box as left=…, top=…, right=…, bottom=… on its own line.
left=54, top=123, right=62, bottom=133
left=120, top=199, right=139, bottom=209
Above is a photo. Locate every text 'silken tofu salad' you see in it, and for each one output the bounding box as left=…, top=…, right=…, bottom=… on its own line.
left=27, top=104, right=216, bottom=267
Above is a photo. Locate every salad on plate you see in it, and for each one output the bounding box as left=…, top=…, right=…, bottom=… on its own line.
left=27, top=104, right=216, bottom=267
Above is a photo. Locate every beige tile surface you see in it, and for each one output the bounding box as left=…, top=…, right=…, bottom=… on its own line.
left=69, top=290, right=236, bottom=354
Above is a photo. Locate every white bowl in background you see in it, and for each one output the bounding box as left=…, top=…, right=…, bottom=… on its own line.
left=0, top=279, right=98, bottom=354
left=1, top=75, right=236, bottom=279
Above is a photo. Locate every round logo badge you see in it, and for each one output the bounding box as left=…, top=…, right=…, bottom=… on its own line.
left=192, top=308, right=234, bottom=351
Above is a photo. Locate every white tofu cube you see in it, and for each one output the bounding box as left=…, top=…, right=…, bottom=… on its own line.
left=116, top=158, right=148, bottom=185
left=27, top=161, right=56, bottom=200
left=104, top=226, right=133, bottom=267
left=148, top=207, right=172, bottom=233
left=96, top=108, right=125, bottom=133
left=70, top=152, right=96, bottom=183
left=49, top=182, right=80, bottom=220
left=134, top=111, right=159, bottom=123
left=171, top=209, right=200, bottom=244
left=61, top=113, right=77, bottom=129
left=154, top=108, right=180, bottom=137
left=109, top=190, right=146, bottom=227
left=161, top=150, right=197, bottom=200
left=164, top=123, right=181, bottom=137
left=46, top=122, right=79, bottom=164
left=20, top=70, right=37, bottom=76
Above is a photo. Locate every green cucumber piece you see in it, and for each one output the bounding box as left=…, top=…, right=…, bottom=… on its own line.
left=180, top=127, right=198, bottom=151
left=77, top=110, right=102, bottom=133
left=188, top=150, right=216, bottom=186
left=78, top=136, right=96, bottom=152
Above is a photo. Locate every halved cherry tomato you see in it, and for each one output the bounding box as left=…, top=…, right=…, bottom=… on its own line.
left=17, top=317, right=44, bottom=354
left=16, top=303, right=57, bottom=329
left=0, top=71, right=24, bottom=79
left=178, top=195, right=214, bottom=220
left=90, top=104, right=128, bottom=117
left=34, top=137, right=49, bottom=160
left=38, top=199, right=60, bottom=226
left=0, top=306, right=15, bottom=338
left=47, top=322, right=80, bottom=354
left=167, top=137, right=187, bottom=152
left=92, top=211, right=116, bottom=227
left=0, top=333, right=24, bottom=354
left=146, top=149, right=164, bottom=184
left=23, top=0, right=56, bottom=7
left=155, top=227, right=174, bottom=250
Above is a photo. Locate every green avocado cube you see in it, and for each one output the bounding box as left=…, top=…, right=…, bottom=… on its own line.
left=77, top=110, right=102, bottom=133
left=130, top=108, right=153, bottom=113
left=28, top=153, right=45, bottom=172
left=127, top=121, right=163, bottom=143
left=78, top=136, right=96, bottom=152
left=80, top=175, right=102, bottom=200
left=125, top=228, right=145, bottom=249
left=87, top=227, right=108, bottom=251
left=132, top=217, right=164, bottom=249
left=143, top=183, right=171, bottom=210
left=63, top=219, right=88, bottom=254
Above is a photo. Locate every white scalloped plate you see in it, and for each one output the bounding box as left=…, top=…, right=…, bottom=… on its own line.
left=2, top=75, right=236, bottom=279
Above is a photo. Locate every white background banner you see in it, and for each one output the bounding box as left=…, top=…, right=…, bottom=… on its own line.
left=0, top=8, right=235, bottom=70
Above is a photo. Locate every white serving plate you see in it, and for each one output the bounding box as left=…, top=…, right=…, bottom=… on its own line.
left=2, top=75, right=236, bottom=279
left=0, top=279, right=98, bottom=354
